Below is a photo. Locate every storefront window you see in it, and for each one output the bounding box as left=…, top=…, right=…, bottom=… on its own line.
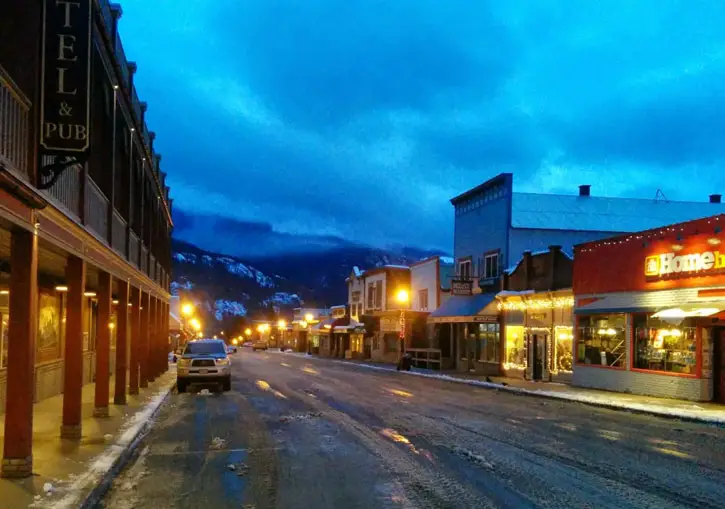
left=553, top=326, right=574, bottom=374
left=632, top=315, right=697, bottom=374
left=577, top=314, right=626, bottom=368
left=311, top=334, right=320, bottom=348
left=384, top=333, right=399, bottom=352
left=504, top=325, right=525, bottom=369
left=478, top=323, right=500, bottom=363
left=37, top=292, right=62, bottom=364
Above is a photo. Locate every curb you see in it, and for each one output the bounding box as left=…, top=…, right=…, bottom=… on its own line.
left=78, top=378, right=176, bottom=509
left=274, top=351, right=725, bottom=426
left=46, top=375, right=176, bottom=509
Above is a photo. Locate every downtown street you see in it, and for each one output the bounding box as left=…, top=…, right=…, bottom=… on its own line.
left=101, top=350, right=725, bottom=509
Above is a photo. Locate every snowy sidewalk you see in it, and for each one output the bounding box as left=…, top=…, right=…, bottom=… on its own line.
left=274, top=351, right=725, bottom=425
left=0, top=368, right=176, bottom=509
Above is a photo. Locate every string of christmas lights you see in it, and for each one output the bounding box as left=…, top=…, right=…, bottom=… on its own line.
left=497, top=296, right=575, bottom=311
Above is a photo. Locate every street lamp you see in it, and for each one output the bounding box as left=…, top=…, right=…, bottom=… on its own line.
left=278, top=320, right=287, bottom=349
left=181, top=303, right=195, bottom=343
left=244, top=328, right=252, bottom=337
left=396, top=289, right=410, bottom=359
left=305, top=313, right=314, bottom=322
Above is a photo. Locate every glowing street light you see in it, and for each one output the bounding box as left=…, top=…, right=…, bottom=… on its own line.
left=278, top=319, right=287, bottom=328
left=232, top=338, right=238, bottom=345
left=244, top=328, right=252, bottom=336
left=304, top=313, right=314, bottom=322
left=396, top=289, right=409, bottom=304
left=190, top=318, right=201, bottom=331
left=181, top=303, right=194, bottom=316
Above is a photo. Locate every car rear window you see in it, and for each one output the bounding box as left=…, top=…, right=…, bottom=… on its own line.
left=184, top=342, right=226, bottom=355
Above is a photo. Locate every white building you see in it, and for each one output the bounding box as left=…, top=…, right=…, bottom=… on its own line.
left=346, top=267, right=365, bottom=321
left=410, top=256, right=455, bottom=313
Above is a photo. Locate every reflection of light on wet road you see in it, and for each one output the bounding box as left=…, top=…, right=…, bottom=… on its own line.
left=381, top=428, right=420, bottom=455
left=302, top=366, right=319, bottom=375
left=652, top=446, right=693, bottom=459
left=598, top=430, right=621, bottom=441
left=280, top=363, right=291, bottom=367
left=649, top=438, right=678, bottom=447
left=255, top=380, right=287, bottom=399
left=556, top=422, right=577, bottom=432
left=386, top=388, right=413, bottom=398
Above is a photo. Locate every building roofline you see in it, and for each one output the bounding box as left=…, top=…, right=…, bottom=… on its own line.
left=513, top=190, right=723, bottom=206
left=450, top=173, right=511, bottom=205
left=363, top=265, right=410, bottom=277
left=574, top=213, right=725, bottom=251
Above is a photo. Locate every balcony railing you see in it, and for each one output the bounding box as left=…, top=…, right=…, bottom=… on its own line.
left=111, top=210, right=126, bottom=255
left=39, top=155, right=81, bottom=217
left=140, top=246, right=148, bottom=274
left=0, top=68, right=31, bottom=179
left=149, top=254, right=156, bottom=280
left=85, top=179, right=109, bottom=239
left=129, top=231, right=139, bottom=267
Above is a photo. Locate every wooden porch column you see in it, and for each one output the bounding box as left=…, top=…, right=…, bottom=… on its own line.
left=61, top=256, right=86, bottom=439
left=140, top=290, right=150, bottom=388
left=161, top=301, right=168, bottom=373
left=93, top=271, right=112, bottom=417
left=114, top=281, right=129, bottom=404
left=149, top=297, right=157, bottom=380
left=129, top=286, right=141, bottom=395
left=1, top=228, right=38, bottom=478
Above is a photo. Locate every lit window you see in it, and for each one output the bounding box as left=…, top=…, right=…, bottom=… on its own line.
left=576, top=314, right=626, bottom=368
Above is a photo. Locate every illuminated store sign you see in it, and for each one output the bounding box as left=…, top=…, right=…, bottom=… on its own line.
left=645, top=251, right=725, bottom=278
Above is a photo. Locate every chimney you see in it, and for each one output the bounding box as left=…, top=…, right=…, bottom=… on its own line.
left=579, top=185, right=591, bottom=197
left=523, top=250, right=532, bottom=288
left=710, top=194, right=722, bottom=204
left=548, top=246, right=561, bottom=290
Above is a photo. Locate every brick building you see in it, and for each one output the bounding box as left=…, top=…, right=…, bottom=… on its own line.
left=0, top=1, right=172, bottom=477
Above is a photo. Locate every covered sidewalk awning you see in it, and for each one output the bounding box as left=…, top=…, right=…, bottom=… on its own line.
left=428, top=293, right=499, bottom=323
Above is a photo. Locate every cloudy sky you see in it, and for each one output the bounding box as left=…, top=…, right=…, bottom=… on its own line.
left=120, top=0, right=725, bottom=253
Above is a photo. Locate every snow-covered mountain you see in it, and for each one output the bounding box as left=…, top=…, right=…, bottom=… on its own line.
left=171, top=238, right=447, bottom=325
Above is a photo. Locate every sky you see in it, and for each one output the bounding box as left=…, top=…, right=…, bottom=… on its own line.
left=119, top=0, right=725, bottom=253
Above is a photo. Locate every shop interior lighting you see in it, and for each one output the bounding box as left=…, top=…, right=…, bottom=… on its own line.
left=653, top=307, right=720, bottom=318
left=0, top=290, right=8, bottom=295
left=55, top=285, right=68, bottom=292
left=84, top=291, right=96, bottom=297
left=596, top=328, right=617, bottom=336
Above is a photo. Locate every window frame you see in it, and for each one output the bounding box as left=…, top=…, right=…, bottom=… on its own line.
left=418, top=289, right=429, bottom=311
left=457, top=257, right=473, bottom=280
left=483, top=251, right=500, bottom=279
left=575, top=313, right=627, bottom=370
left=629, top=312, right=700, bottom=378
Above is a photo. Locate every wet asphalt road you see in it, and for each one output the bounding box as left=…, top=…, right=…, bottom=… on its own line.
left=101, top=350, right=725, bottom=509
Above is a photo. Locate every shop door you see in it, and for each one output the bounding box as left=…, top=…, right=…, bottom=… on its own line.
left=714, top=329, right=725, bottom=404
left=533, top=335, right=546, bottom=381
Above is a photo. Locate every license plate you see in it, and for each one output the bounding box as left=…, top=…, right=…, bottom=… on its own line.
left=198, top=369, right=208, bottom=374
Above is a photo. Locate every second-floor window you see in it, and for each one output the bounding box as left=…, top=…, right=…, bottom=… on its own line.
left=375, top=282, right=383, bottom=309
left=458, top=260, right=472, bottom=280
left=367, top=284, right=375, bottom=309
left=418, top=289, right=429, bottom=310
left=484, top=252, right=500, bottom=279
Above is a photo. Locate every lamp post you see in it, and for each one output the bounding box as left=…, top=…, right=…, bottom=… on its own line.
left=278, top=320, right=287, bottom=349
left=304, top=313, right=314, bottom=354
left=396, top=289, right=410, bottom=360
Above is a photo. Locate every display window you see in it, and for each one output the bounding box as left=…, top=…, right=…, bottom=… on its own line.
left=504, top=325, right=525, bottom=369
left=576, top=314, right=627, bottom=368
left=553, top=326, right=574, bottom=374
left=632, top=314, right=697, bottom=375
left=478, top=323, right=500, bottom=363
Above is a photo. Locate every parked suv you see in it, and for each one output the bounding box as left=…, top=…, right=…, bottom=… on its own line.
left=176, top=339, right=232, bottom=393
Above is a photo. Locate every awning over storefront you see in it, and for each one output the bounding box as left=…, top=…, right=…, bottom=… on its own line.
left=333, top=319, right=365, bottom=332
left=311, top=318, right=335, bottom=332
left=428, top=293, right=498, bottom=323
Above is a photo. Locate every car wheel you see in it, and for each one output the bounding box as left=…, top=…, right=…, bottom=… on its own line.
left=223, top=377, right=231, bottom=392
left=177, top=380, right=186, bottom=393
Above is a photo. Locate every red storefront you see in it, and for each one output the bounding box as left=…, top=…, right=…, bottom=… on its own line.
left=573, top=214, right=725, bottom=402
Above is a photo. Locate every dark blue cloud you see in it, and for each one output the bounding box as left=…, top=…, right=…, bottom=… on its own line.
left=118, top=0, right=725, bottom=253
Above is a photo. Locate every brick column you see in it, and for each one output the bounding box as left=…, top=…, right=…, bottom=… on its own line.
left=1, top=228, right=38, bottom=478
left=61, top=256, right=86, bottom=439
left=114, top=281, right=129, bottom=404
left=140, top=290, right=150, bottom=388
left=129, top=286, right=141, bottom=395
left=94, top=271, right=112, bottom=417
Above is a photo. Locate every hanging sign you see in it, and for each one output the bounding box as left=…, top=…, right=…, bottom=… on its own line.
left=451, top=279, right=473, bottom=296
left=40, top=0, right=92, bottom=153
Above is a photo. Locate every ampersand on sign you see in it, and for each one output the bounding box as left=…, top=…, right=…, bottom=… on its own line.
left=59, top=102, right=73, bottom=117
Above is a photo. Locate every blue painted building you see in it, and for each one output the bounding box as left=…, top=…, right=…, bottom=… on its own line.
left=431, top=172, right=725, bottom=375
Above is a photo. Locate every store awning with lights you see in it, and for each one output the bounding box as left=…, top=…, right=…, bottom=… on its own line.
left=428, top=293, right=498, bottom=323
left=310, top=318, right=335, bottom=333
